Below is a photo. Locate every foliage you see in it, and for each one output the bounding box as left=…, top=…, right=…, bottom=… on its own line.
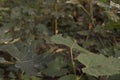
left=77, top=53, right=120, bottom=77
left=0, top=0, right=120, bottom=80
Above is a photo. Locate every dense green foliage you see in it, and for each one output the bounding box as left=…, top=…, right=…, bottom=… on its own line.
left=0, top=0, right=120, bottom=80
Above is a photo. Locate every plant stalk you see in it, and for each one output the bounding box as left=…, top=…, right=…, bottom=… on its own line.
left=53, top=0, right=59, bottom=35
left=70, top=41, right=78, bottom=80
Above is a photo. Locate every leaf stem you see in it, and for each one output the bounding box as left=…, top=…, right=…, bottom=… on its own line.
left=70, top=40, right=77, bottom=80
left=78, top=0, right=95, bottom=26
left=89, top=0, right=95, bottom=26
left=53, top=0, right=59, bottom=35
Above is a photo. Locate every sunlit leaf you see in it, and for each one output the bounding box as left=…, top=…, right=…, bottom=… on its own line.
left=105, top=11, right=120, bottom=22
left=77, top=53, right=120, bottom=77
left=51, top=34, right=93, bottom=54
left=66, top=0, right=79, bottom=4
left=105, top=21, right=120, bottom=29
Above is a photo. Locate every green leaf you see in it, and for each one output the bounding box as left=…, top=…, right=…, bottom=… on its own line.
left=0, top=41, right=38, bottom=75
left=94, top=1, right=109, bottom=8
left=22, top=75, right=30, bottom=80
left=34, top=24, right=49, bottom=36
left=66, top=0, right=79, bottom=4
left=77, top=53, right=120, bottom=77
left=105, top=11, right=120, bottom=22
left=0, top=23, right=13, bottom=44
left=22, top=75, right=41, bottom=80
left=9, top=72, right=15, bottom=79
left=0, top=69, right=4, bottom=77
left=51, top=34, right=93, bottom=54
left=0, top=44, right=23, bottom=60
left=109, top=74, right=120, bottom=80
left=0, top=34, right=12, bottom=44
left=31, top=76, right=41, bottom=80
left=105, top=21, right=120, bottom=29
left=77, top=30, right=91, bottom=36
left=99, top=0, right=108, bottom=3
left=42, top=55, right=68, bottom=77
left=0, top=7, right=9, bottom=11
left=11, top=7, right=22, bottom=19
left=58, top=74, right=76, bottom=80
